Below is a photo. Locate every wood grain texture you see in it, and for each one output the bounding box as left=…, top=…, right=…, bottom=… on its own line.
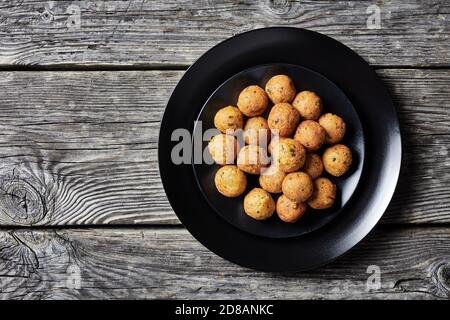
left=0, top=69, right=448, bottom=226
left=0, top=0, right=448, bottom=68
left=0, top=227, right=449, bottom=299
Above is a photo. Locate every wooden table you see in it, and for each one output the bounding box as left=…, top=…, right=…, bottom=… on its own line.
left=0, top=0, right=449, bottom=300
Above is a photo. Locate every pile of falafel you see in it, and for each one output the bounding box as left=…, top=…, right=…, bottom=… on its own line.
left=208, top=74, right=352, bottom=224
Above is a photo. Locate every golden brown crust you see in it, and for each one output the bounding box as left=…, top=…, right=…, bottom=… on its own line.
left=214, top=165, right=247, bottom=197
left=319, top=113, right=346, bottom=144
left=244, top=188, right=275, bottom=220
left=271, top=138, right=306, bottom=173
left=294, top=120, right=326, bottom=152
left=259, top=165, right=286, bottom=194
left=208, top=134, right=239, bottom=165
left=322, top=144, right=353, bottom=177
left=237, top=145, right=270, bottom=174
left=214, top=106, right=244, bottom=134
left=302, top=153, right=324, bottom=180
left=265, top=75, right=296, bottom=104
left=292, top=91, right=323, bottom=120
left=237, top=85, right=269, bottom=117
left=308, top=177, right=336, bottom=209
left=276, top=195, right=307, bottom=223
left=281, top=171, right=313, bottom=202
left=267, top=103, right=300, bottom=137
left=243, top=116, right=271, bottom=146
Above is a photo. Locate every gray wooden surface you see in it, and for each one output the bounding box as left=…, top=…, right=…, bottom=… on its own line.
left=0, top=0, right=448, bottom=67
left=1, top=227, right=450, bottom=299
left=0, top=0, right=449, bottom=300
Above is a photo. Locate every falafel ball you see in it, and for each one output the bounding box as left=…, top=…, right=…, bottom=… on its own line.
left=268, top=103, right=300, bottom=137
left=276, top=195, right=307, bottom=223
left=302, top=153, right=324, bottom=180
left=237, top=85, right=269, bottom=117
left=308, top=177, right=336, bottom=209
left=294, top=120, right=326, bottom=152
left=243, top=116, right=271, bottom=146
left=292, top=91, right=323, bottom=120
left=208, top=134, right=239, bottom=165
left=265, top=75, right=296, bottom=104
left=322, top=144, right=353, bottom=177
left=319, top=113, right=346, bottom=144
left=282, top=171, right=313, bottom=202
left=237, top=145, right=270, bottom=174
left=244, top=188, right=275, bottom=220
left=214, top=106, right=244, bottom=134
left=259, top=165, right=286, bottom=194
left=214, top=165, right=247, bottom=197
left=272, top=138, right=306, bottom=173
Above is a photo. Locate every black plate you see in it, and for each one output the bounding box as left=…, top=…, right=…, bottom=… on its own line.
left=159, top=27, right=402, bottom=271
left=192, top=63, right=365, bottom=238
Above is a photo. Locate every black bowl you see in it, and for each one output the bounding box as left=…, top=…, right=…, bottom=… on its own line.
left=193, top=63, right=365, bottom=238
left=159, top=27, right=401, bottom=271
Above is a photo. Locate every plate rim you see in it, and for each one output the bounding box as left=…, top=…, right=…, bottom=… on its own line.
left=158, top=27, right=402, bottom=271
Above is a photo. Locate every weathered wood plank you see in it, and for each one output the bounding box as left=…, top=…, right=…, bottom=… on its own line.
left=381, top=69, right=450, bottom=224
left=0, top=70, right=171, bottom=225
left=0, top=227, right=449, bottom=299
left=0, top=0, right=448, bottom=68
left=0, top=69, right=448, bottom=225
